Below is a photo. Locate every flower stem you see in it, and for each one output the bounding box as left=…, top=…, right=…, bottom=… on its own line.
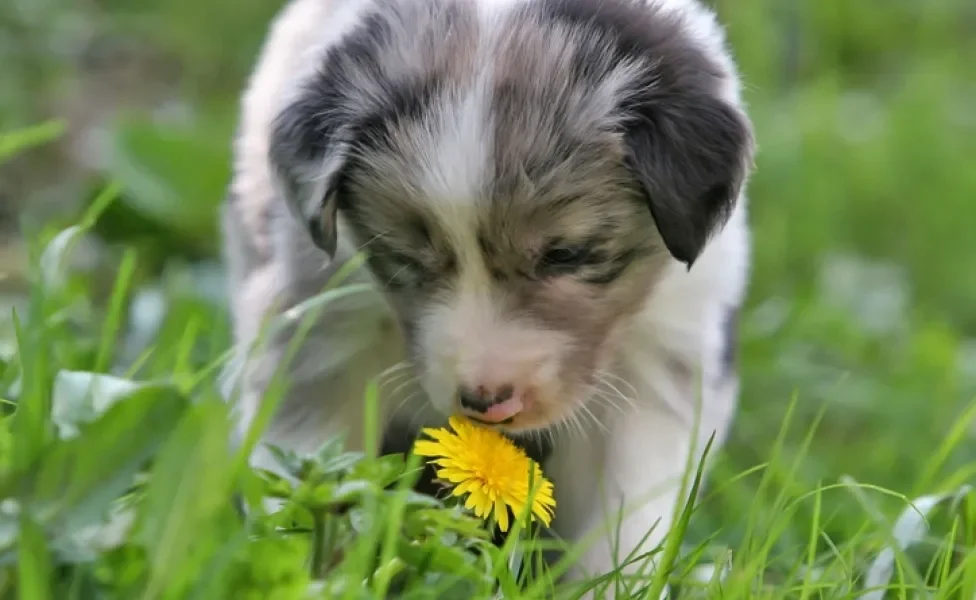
left=309, top=509, right=337, bottom=579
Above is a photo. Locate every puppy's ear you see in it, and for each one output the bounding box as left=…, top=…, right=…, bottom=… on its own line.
left=268, top=100, right=352, bottom=258
left=623, top=90, right=754, bottom=267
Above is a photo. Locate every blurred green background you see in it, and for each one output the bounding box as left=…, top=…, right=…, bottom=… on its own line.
left=2, top=0, right=975, bottom=556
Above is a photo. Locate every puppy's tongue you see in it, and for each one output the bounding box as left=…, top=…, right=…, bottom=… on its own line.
left=480, top=397, right=524, bottom=423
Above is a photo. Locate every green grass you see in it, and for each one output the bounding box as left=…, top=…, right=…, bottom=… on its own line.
left=1, top=131, right=975, bottom=597
left=2, top=0, right=976, bottom=596
left=1, top=206, right=975, bottom=599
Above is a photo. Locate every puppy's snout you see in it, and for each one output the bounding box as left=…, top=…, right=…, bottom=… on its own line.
left=458, top=384, right=523, bottom=424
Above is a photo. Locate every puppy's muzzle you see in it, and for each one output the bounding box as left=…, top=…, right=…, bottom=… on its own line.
left=458, top=384, right=524, bottom=424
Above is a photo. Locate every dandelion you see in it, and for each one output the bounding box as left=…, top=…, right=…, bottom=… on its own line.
left=414, top=416, right=556, bottom=532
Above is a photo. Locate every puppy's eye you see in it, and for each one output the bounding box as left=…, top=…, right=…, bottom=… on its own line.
left=537, top=245, right=591, bottom=277
left=376, top=252, right=455, bottom=290
left=385, top=258, right=431, bottom=289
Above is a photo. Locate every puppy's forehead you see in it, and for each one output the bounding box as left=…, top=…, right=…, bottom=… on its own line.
left=287, top=0, right=724, bottom=234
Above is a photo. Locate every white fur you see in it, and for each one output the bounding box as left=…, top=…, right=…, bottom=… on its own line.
left=548, top=208, right=749, bottom=582
left=225, top=0, right=751, bottom=590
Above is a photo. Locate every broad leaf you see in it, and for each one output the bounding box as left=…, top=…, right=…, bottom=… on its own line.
left=135, top=397, right=236, bottom=596
left=0, top=379, right=187, bottom=560
left=51, top=370, right=167, bottom=440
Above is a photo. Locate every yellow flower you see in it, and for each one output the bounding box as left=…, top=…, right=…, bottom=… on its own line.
left=413, top=416, right=556, bottom=532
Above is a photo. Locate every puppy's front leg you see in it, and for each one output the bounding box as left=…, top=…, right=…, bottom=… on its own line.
left=547, top=403, right=695, bottom=591
left=231, top=285, right=407, bottom=477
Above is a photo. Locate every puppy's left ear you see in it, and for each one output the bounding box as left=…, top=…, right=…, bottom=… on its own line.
left=268, top=98, right=353, bottom=259
left=623, top=90, right=754, bottom=267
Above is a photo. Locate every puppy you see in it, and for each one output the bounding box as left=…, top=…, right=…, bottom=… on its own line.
left=221, top=0, right=754, bottom=584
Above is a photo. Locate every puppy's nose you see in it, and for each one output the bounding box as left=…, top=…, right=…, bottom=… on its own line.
left=458, top=384, right=523, bottom=423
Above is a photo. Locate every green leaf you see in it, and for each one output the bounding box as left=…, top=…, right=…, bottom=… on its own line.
left=34, top=188, right=121, bottom=298
left=320, top=451, right=365, bottom=478
left=292, top=482, right=337, bottom=508
left=135, top=397, right=237, bottom=598
left=51, top=370, right=173, bottom=440
left=395, top=537, right=480, bottom=579
left=0, top=416, right=13, bottom=476
left=348, top=454, right=407, bottom=489
left=313, top=435, right=348, bottom=467
left=47, top=501, right=135, bottom=564
left=182, top=530, right=250, bottom=600
left=0, top=121, right=67, bottom=164
left=256, top=469, right=296, bottom=500
left=37, top=226, right=86, bottom=294
left=859, top=484, right=975, bottom=600
left=264, top=445, right=304, bottom=480
left=11, top=302, right=54, bottom=475
left=404, top=508, right=490, bottom=541
left=0, top=378, right=188, bottom=559
left=102, top=117, right=230, bottom=244
left=330, top=480, right=379, bottom=507
left=399, top=491, right=443, bottom=510
left=17, top=514, right=51, bottom=600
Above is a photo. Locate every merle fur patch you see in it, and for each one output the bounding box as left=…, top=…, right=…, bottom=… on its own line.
left=720, top=305, right=739, bottom=379
left=517, top=0, right=754, bottom=267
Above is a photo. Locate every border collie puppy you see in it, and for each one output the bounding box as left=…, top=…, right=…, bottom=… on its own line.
left=222, top=0, right=754, bottom=582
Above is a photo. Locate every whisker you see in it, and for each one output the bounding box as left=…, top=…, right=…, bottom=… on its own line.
left=358, top=229, right=392, bottom=252
left=385, top=264, right=411, bottom=287
left=586, top=387, right=629, bottom=415
left=568, top=411, right=587, bottom=441
left=579, top=406, right=597, bottom=438
left=379, top=370, right=412, bottom=390
left=596, top=370, right=639, bottom=402
left=578, top=401, right=609, bottom=435
left=406, top=401, right=434, bottom=433
left=379, top=361, right=411, bottom=380
left=538, top=425, right=555, bottom=448
left=313, top=229, right=389, bottom=274
left=554, top=417, right=569, bottom=442
left=390, top=391, right=420, bottom=420
left=593, top=374, right=638, bottom=412
left=388, top=377, right=420, bottom=405
left=377, top=363, right=413, bottom=390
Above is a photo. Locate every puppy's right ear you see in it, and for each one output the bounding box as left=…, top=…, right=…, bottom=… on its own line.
left=268, top=100, right=352, bottom=258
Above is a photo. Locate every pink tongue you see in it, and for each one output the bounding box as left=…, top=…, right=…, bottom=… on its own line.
left=480, top=397, right=524, bottom=423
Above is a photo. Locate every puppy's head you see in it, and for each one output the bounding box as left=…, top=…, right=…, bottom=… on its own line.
left=269, top=0, right=754, bottom=433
